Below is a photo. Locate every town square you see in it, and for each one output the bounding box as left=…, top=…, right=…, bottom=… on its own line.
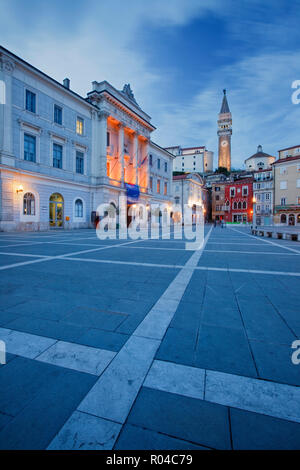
left=1, top=0, right=300, bottom=455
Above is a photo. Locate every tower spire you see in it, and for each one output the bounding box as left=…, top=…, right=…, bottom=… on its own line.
left=220, top=89, right=230, bottom=114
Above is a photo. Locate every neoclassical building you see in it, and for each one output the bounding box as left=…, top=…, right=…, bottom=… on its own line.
left=0, top=46, right=174, bottom=231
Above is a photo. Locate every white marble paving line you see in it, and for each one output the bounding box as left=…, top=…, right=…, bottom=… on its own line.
left=51, top=242, right=187, bottom=251
left=142, top=360, right=300, bottom=424
left=0, top=251, right=49, bottom=258
left=0, top=237, right=154, bottom=271
left=60, top=257, right=185, bottom=269
left=207, top=242, right=262, bottom=246
left=205, top=249, right=299, bottom=256
left=47, top=228, right=214, bottom=450
left=195, top=266, right=300, bottom=277
left=229, top=226, right=300, bottom=254
left=0, top=327, right=116, bottom=376
left=52, top=256, right=300, bottom=277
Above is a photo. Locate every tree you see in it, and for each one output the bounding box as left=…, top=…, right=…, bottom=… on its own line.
left=215, top=166, right=230, bottom=176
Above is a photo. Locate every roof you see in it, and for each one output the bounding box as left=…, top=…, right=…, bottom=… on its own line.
left=272, top=155, right=300, bottom=165
left=173, top=173, right=203, bottom=183
left=220, top=89, right=230, bottom=114
left=182, top=146, right=205, bottom=151
left=245, top=145, right=275, bottom=161
left=173, top=174, right=189, bottom=180
left=278, top=145, right=300, bottom=152
left=150, top=141, right=175, bottom=158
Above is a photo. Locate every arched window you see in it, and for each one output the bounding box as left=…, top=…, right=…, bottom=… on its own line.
left=242, top=201, right=247, bottom=209
left=289, top=214, right=295, bottom=226
left=23, top=192, right=35, bottom=215
left=280, top=214, right=287, bottom=224
left=233, top=202, right=237, bottom=209
left=75, top=199, right=83, bottom=218
left=297, top=214, right=300, bottom=224
left=238, top=201, right=242, bottom=209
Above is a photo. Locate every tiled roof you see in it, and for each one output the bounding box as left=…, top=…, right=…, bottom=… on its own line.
left=272, top=155, right=300, bottom=164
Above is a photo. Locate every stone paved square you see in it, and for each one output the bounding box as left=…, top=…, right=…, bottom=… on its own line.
left=0, top=225, right=300, bottom=450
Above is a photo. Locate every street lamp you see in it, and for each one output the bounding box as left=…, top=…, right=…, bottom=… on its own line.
left=252, top=197, right=256, bottom=228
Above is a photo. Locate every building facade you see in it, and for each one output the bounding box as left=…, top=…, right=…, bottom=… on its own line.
left=273, top=145, right=300, bottom=225
left=245, top=145, right=275, bottom=172
left=211, top=181, right=227, bottom=222
left=172, top=173, right=204, bottom=223
left=0, top=46, right=174, bottom=231
left=166, top=145, right=213, bottom=174
left=224, top=178, right=253, bottom=223
left=217, top=89, right=232, bottom=172
left=253, top=169, right=273, bottom=226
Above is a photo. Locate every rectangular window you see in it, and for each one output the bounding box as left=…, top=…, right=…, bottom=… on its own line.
left=164, top=182, right=167, bottom=195
left=298, top=197, right=300, bottom=205
left=150, top=176, right=153, bottom=190
left=164, top=162, right=167, bottom=172
left=280, top=167, right=286, bottom=175
left=106, top=132, right=110, bottom=147
left=76, top=151, right=84, bottom=174
left=242, top=186, right=248, bottom=196
left=230, top=187, right=235, bottom=197
left=157, top=179, right=160, bottom=193
left=54, top=105, right=62, bottom=125
left=281, top=197, right=286, bottom=205
left=76, top=117, right=84, bottom=135
left=53, top=143, right=63, bottom=169
left=157, top=158, right=160, bottom=169
left=215, top=187, right=220, bottom=192
left=149, top=154, right=152, bottom=166
left=216, top=195, right=220, bottom=201
left=280, top=181, right=287, bottom=189
left=24, top=134, right=36, bottom=162
left=25, top=90, right=36, bottom=113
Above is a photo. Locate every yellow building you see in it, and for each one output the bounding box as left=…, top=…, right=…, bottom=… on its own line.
left=273, top=145, right=300, bottom=225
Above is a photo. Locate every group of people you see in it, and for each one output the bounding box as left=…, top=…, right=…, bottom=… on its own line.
left=214, top=219, right=226, bottom=228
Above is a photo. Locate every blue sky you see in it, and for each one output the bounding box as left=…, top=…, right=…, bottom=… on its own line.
left=1, top=0, right=300, bottom=168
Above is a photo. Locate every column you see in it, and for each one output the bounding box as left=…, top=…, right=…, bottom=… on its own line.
left=0, top=55, right=15, bottom=164
left=118, top=122, right=124, bottom=185
left=145, top=138, right=150, bottom=192
left=133, top=132, right=138, bottom=186
left=98, top=110, right=109, bottom=181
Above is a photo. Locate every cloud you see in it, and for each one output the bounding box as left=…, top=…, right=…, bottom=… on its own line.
left=1, top=0, right=300, bottom=168
left=152, top=50, right=300, bottom=168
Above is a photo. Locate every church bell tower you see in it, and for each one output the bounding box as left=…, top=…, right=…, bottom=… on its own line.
left=217, top=89, right=232, bottom=172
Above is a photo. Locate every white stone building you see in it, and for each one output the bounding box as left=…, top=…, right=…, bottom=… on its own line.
left=253, top=169, right=274, bottom=226
left=245, top=145, right=275, bottom=171
left=166, top=145, right=213, bottom=174
left=0, top=46, right=174, bottom=231
left=172, top=173, right=204, bottom=223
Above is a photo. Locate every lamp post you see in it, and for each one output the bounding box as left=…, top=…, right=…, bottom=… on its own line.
left=252, top=196, right=256, bottom=229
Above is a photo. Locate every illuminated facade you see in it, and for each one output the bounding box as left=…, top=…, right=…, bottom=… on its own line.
left=217, top=89, right=232, bottom=172
left=0, top=46, right=174, bottom=231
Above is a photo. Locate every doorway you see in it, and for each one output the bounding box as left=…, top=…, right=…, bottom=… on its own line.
left=49, top=193, right=64, bottom=228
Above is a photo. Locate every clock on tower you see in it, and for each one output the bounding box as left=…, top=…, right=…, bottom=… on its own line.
left=217, top=89, right=232, bottom=172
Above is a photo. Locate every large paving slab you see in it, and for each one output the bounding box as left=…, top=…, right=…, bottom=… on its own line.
left=0, top=226, right=299, bottom=449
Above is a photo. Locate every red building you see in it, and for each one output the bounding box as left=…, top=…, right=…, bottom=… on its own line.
left=224, top=178, right=254, bottom=223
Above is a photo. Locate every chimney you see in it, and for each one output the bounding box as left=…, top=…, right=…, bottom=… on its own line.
left=63, top=78, right=70, bottom=89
